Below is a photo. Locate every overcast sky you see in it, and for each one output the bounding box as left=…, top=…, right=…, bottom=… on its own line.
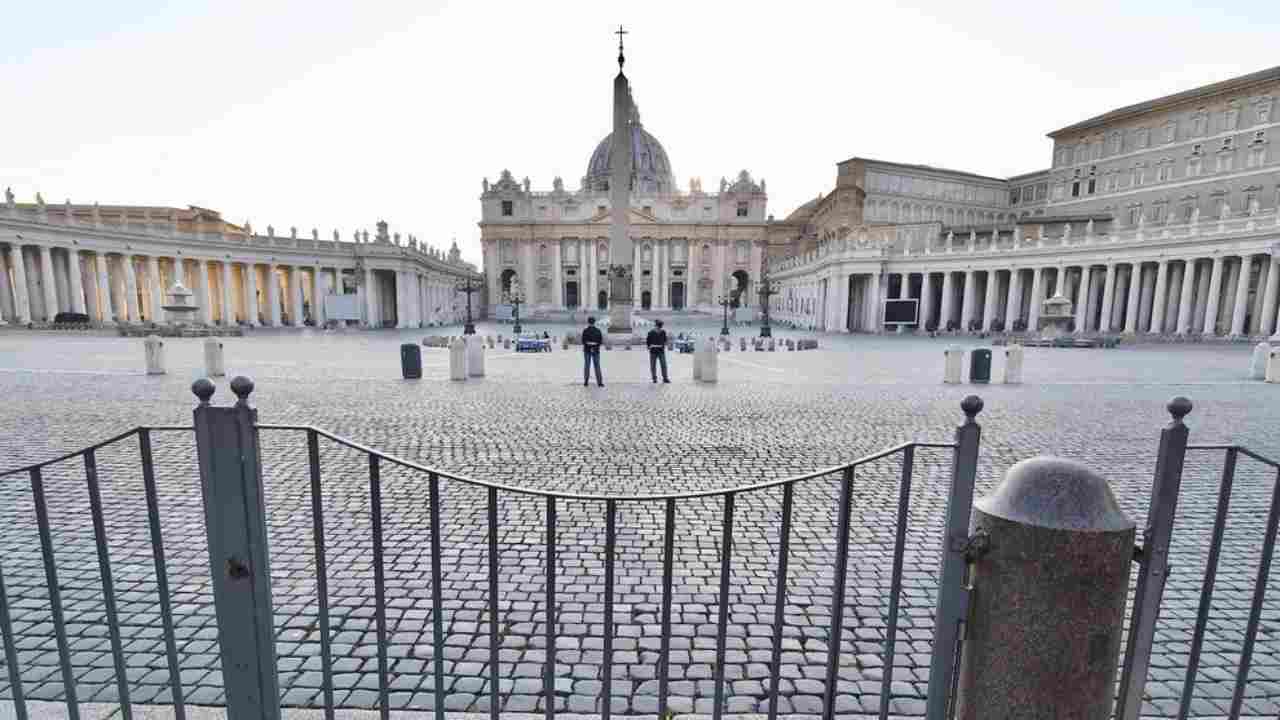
left=3, top=1, right=1276, bottom=265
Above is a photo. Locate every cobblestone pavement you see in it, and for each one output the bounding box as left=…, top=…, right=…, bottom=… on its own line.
left=0, top=320, right=1277, bottom=718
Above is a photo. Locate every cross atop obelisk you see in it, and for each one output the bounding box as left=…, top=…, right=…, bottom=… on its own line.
left=607, top=24, right=634, bottom=332
left=615, top=24, right=627, bottom=71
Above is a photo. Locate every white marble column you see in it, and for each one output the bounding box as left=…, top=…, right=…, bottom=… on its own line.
left=268, top=264, right=282, bottom=326
left=1175, top=260, right=1196, bottom=335
left=194, top=260, right=211, bottom=324
left=1230, top=256, right=1253, bottom=337
left=363, top=267, right=376, bottom=327
left=867, top=271, right=882, bottom=331
left=1251, top=258, right=1271, bottom=336
left=0, top=247, right=13, bottom=322
left=1069, top=267, right=1088, bottom=333
left=1027, top=267, right=1043, bottom=330
left=713, top=240, right=725, bottom=305
left=1110, top=267, right=1128, bottom=330
left=553, top=242, right=563, bottom=310
left=940, top=272, right=956, bottom=329
left=68, top=250, right=86, bottom=314
left=920, top=272, right=935, bottom=329
left=123, top=255, right=140, bottom=322
left=959, top=270, right=976, bottom=330
left=1122, top=264, right=1142, bottom=334
left=1148, top=261, right=1168, bottom=334
left=147, top=256, right=163, bottom=323
left=1097, top=264, right=1117, bottom=333
left=314, top=265, right=327, bottom=325
left=1004, top=269, right=1022, bottom=328
left=981, top=270, right=998, bottom=331
left=245, top=263, right=260, bottom=326
left=39, top=245, right=59, bottom=321
left=1260, top=256, right=1280, bottom=337
left=1219, top=259, right=1240, bottom=333
left=10, top=245, right=32, bottom=324
left=1202, top=256, right=1224, bottom=335
left=94, top=253, right=113, bottom=322
left=290, top=266, right=304, bottom=326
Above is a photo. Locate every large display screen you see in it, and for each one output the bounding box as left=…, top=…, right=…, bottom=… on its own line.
left=883, top=299, right=919, bottom=325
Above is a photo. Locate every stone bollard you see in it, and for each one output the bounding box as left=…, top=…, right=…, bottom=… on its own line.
left=1269, top=349, right=1280, bottom=383
left=562, top=336, right=570, bottom=351
left=203, top=337, right=225, bottom=377
left=503, top=338, right=511, bottom=350
left=956, top=456, right=1135, bottom=720
left=787, top=339, right=795, bottom=351
left=488, top=336, right=495, bottom=349
left=448, top=338, right=467, bottom=381
left=1003, top=344, right=1023, bottom=385
left=740, top=337, right=747, bottom=351
left=692, top=340, right=704, bottom=382
left=943, top=345, right=963, bottom=384
left=144, top=335, right=165, bottom=375
left=700, top=338, right=719, bottom=383
left=1251, top=342, right=1271, bottom=380
left=768, top=338, right=776, bottom=351
left=467, top=336, right=485, bottom=377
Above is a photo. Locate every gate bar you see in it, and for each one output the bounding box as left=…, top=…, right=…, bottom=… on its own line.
left=1116, top=397, right=1192, bottom=720
left=306, top=430, right=335, bottom=720
left=369, top=456, right=390, bottom=720
left=712, top=492, right=737, bottom=720
left=83, top=450, right=133, bottom=719
left=880, top=446, right=915, bottom=720
left=487, top=487, right=501, bottom=720
left=139, top=429, right=186, bottom=719
left=1176, top=447, right=1236, bottom=720
left=30, top=467, right=79, bottom=720
left=602, top=499, right=617, bottom=720
left=1228, top=466, right=1280, bottom=719
left=429, top=473, right=446, bottom=720
left=766, top=483, right=795, bottom=720
left=824, top=467, right=855, bottom=720
left=0, top=558, right=27, bottom=720
left=544, top=496, right=557, bottom=720
left=657, top=498, right=676, bottom=720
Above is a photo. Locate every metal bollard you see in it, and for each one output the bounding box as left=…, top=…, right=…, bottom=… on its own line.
left=466, top=336, right=485, bottom=377
left=943, top=345, right=963, bottom=384
left=400, top=343, right=422, bottom=380
left=957, top=456, right=1135, bottom=720
left=448, top=337, right=467, bottom=381
left=1003, top=344, right=1024, bottom=384
left=700, top=338, right=719, bottom=383
left=1251, top=342, right=1270, bottom=380
left=203, top=337, right=225, bottom=377
left=144, top=335, right=165, bottom=375
left=969, top=348, right=992, bottom=384
left=1268, top=349, right=1280, bottom=383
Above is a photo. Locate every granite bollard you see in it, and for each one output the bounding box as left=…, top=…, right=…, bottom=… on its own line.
left=700, top=337, right=719, bottom=383
left=144, top=335, right=165, bottom=375
left=466, top=336, right=485, bottom=377
left=203, top=337, right=225, bottom=377
left=1003, top=344, right=1023, bottom=384
left=956, top=456, right=1134, bottom=720
left=1251, top=342, right=1271, bottom=380
left=1269, top=348, right=1280, bottom=383
left=448, top=338, right=467, bottom=381
left=943, top=345, right=964, bottom=384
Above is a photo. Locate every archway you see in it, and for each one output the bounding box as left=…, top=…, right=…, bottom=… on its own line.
left=730, top=270, right=750, bottom=308
left=670, top=282, right=685, bottom=310
left=500, top=269, right=517, bottom=295
left=597, top=290, right=608, bottom=310
left=565, top=281, right=579, bottom=308
left=641, top=290, right=652, bottom=310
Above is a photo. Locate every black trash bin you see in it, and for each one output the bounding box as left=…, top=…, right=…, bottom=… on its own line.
left=401, top=343, right=422, bottom=379
left=969, top=348, right=992, bottom=384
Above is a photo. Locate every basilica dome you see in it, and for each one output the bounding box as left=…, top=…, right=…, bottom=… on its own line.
left=585, top=125, right=675, bottom=194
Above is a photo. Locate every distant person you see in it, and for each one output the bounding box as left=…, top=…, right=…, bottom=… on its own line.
left=581, top=316, right=604, bottom=387
left=646, top=319, right=670, bottom=383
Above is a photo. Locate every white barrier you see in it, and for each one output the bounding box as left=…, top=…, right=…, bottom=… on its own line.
left=449, top=338, right=468, bottom=381
left=943, top=345, right=963, bottom=384
left=1252, top=342, right=1271, bottom=380
left=467, top=336, right=485, bottom=377
left=144, top=335, right=165, bottom=376
left=203, top=338, right=225, bottom=377
left=1268, top=349, right=1280, bottom=384
left=1003, top=344, right=1023, bottom=385
left=700, top=338, right=719, bottom=383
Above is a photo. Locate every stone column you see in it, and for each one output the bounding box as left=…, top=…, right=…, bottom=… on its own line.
left=553, top=242, right=563, bottom=310
left=981, top=270, right=999, bottom=331
left=245, top=263, right=260, bottom=326
left=1027, top=267, right=1043, bottom=330
left=363, top=267, right=376, bottom=327
left=147, top=256, right=163, bottom=323
left=1260, top=255, right=1280, bottom=337
left=960, top=270, right=976, bottom=330
left=24, top=248, right=44, bottom=321
left=1251, top=257, right=1271, bottom=336
left=1124, top=264, right=1143, bottom=334
left=867, top=271, right=882, bottom=331
left=268, top=264, right=282, bottom=326
left=1111, top=266, right=1129, bottom=331
left=1176, top=260, right=1197, bottom=335
left=1148, top=261, right=1168, bottom=334
left=314, top=265, right=327, bottom=326
left=1163, top=263, right=1183, bottom=334
left=921, top=272, right=935, bottom=329
left=10, top=245, right=32, bottom=324
left=68, top=250, right=86, bottom=314
left=123, top=255, right=140, bottom=322
left=1202, top=256, right=1224, bottom=335
left=1098, top=264, right=1116, bottom=333
left=1138, top=265, right=1156, bottom=331
left=0, top=246, right=13, bottom=322
left=39, top=245, right=59, bottom=321
left=1004, top=268, right=1022, bottom=329
left=1230, top=255, right=1253, bottom=337
left=713, top=240, right=725, bottom=305
left=1072, top=266, right=1091, bottom=334
left=196, top=259, right=212, bottom=324
left=940, top=271, right=956, bottom=329
left=288, top=266, right=302, bottom=325
left=219, top=262, right=234, bottom=325
left=95, top=253, right=113, bottom=322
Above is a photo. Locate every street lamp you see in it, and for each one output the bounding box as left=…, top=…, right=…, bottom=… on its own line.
left=454, top=276, right=480, bottom=335
left=756, top=254, right=780, bottom=338
left=716, top=290, right=733, bottom=336
left=505, top=280, right=525, bottom=334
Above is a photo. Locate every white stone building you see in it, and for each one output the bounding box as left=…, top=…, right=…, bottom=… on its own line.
left=478, top=76, right=771, bottom=318
left=0, top=196, right=483, bottom=329
left=770, top=65, right=1280, bottom=340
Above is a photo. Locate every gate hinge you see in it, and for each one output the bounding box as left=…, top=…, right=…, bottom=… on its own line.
left=951, top=529, right=991, bottom=561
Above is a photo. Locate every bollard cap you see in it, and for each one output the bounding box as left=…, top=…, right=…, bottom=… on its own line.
left=975, top=456, right=1134, bottom=532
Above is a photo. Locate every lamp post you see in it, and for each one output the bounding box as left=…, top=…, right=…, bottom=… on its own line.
left=756, top=255, right=780, bottom=338
left=716, top=290, right=732, bottom=336
left=505, top=281, right=525, bottom=334
left=454, top=276, right=480, bottom=335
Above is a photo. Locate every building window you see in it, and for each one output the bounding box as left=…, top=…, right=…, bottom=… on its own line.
left=1225, top=101, right=1241, bottom=131
left=1164, top=121, right=1177, bottom=143
left=1254, top=130, right=1267, bottom=144
left=597, top=205, right=607, bottom=215
left=1249, top=146, right=1266, bottom=168
left=1188, top=157, right=1202, bottom=176
left=1071, top=181, right=1081, bottom=197
left=1217, top=153, right=1235, bottom=173
left=1192, top=143, right=1203, bottom=155
left=1137, top=128, right=1150, bottom=148
left=642, top=205, right=653, bottom=215
left=1151, top=204, right=1166, bottom=224
left=1222, top=137, right=1235, bottom=150
left=1087, top=178, right=1096, bottom=194
left=736, top=201, right=748, bottom=217
left=1036, top=183, right=1047, bottom=200
left=1156, top=163, right=1172, bottom=182
left=1109, top=132, right=1122, bottom=154
left=1181, top=203, right=1196, bottom=222
left=1127, top=206, right=1141, bottom=226
left=1258, top=98, right=1273, bottom=123
left=1133, top=166, right=1145, bottom=186
left=1192, top=110, right=1207, bottom=135
left=501, top=201, right=513, bottom=216
left=1010, top=188, right=1020, bottom=205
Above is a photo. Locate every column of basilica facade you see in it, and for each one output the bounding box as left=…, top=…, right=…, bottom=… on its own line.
left=0, top=196, right=483, bottom=329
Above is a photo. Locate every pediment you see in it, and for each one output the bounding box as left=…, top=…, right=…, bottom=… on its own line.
left=588, top=208, right=659, bottom=224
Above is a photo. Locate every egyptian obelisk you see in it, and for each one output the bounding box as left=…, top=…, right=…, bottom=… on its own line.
left=606, top=25, right=634, bottom=333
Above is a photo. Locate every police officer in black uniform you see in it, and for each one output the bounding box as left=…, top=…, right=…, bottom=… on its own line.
left=646, top=320, right=670, bottom=383
left=581, top=317, right=604, bottom=387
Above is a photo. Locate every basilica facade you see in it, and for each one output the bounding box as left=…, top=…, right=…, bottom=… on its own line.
left=478, top=85, right=772, bottom=318
left=769, top=64, right=1280, bottom=340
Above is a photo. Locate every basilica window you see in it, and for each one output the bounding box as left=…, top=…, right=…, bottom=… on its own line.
left=1249, top=146, right=1266, bottom=168
left=1127, top=205, right=1142, bottom=226
left=643, top=244, right=652, bottom=263
left=538, top=244, right=548, bottom=266
left=1109, top=132, right=1122, bottom=154
left=643, top=205, right=653, bottom=215
left=1222, top=136, right=1235, bottom=150
left=1188, top=157, right=1203, bottom=176
left=1151, top=203, right=1167, bottom=224
left=597, top=205, right=607, bottom=215
left=702, top=244, right=711, bottom=265
left=1156, top=163, right=1172, bottom=182
left=1164, top=121, right=1177, bottom=143
left=737, top=201, right=748, bottom=217
left=1137, top=128, right=1150, bottom=148
left=1225, top=101, right=1241, bottom=131
left=1035, top=183, right=1047, bottom=200
left=1217, top=152, right=1235, bottom=173
left=1192, top=109, right=1207, bottom=135
left=1256, top=97, right=1273, bottom=123
left=501, top=201, right=513, bottom=217
left=1010, top=188, right=1020, bottom=205
left=1181, top=202, right=1196, bottom=223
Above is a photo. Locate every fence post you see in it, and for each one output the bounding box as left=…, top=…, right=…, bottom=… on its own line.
left=925, top=395, right=983, bottom=720
left=191, top=376, right=280, bottom=720
left=1114, top=397, right=1192, bottom=720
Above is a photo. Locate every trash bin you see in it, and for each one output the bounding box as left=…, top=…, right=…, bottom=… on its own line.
left=969, top=348, right=992, bottom=384
left=401, top=343, right=422, bottom=379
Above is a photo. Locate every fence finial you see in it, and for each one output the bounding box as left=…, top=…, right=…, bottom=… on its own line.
left=230, top=376, right=255, bottom=406
left=961, top=394, right=984, bottom=423
left=191, top=378, right=215, bottom=405
left=1167, top=396, right=1192, bottom=424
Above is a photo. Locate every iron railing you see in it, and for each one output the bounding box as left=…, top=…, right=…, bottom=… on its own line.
left=0, top=379, right=983, bottom=720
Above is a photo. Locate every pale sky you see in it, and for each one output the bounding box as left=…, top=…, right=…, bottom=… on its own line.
left=3, top=0, right=1277, bottom=266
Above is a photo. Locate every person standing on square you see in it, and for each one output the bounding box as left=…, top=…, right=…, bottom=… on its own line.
left=647, top=319, right=670, bottom=383
left=581, top=316, right=604, bottom=387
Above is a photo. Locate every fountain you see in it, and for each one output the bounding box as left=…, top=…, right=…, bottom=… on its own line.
left=118, top=281, right=244, bottom=338
left=1037, top=294, right=1074, bottom=340
left=163, top=282, right=199, bottom=328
